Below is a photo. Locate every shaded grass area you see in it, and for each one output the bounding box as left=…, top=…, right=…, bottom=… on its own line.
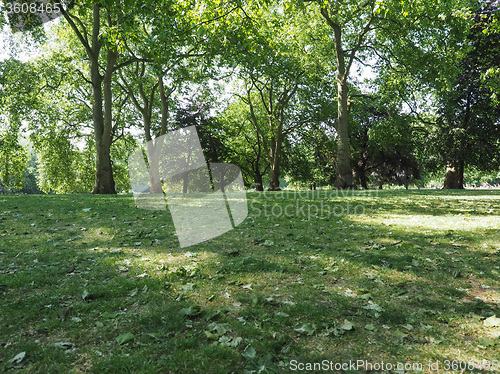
left=0, top=190, right=499, bottom=373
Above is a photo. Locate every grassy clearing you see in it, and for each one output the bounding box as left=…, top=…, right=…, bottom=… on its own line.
left=0, top=190, right=499, bottom=373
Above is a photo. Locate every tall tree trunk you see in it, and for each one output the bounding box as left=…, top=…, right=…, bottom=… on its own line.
left=443, top=160, right=464, bottom=189
left=92, top=49, right=118, bottom=194
left=88, top=5, right=115, bottom=194
left=322, top=12, right=355, bottom=189
left=269, top=128, right=282, bottom=191
left=319, top=7, right=373, bottom=190
left=334, top=66, right=355, bottom=189
left=64, top=5, right=116, bottom=194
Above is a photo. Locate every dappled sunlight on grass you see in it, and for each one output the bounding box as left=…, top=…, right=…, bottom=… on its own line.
left=0, top=190, right=499, bottom=372
left=353, top=213, right=500, bottom=231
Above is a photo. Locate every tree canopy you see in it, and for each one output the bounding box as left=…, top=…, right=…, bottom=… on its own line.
left=0, top=0, right=498, bottom=193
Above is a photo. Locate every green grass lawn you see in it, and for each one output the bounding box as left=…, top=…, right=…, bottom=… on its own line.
left=0, top=189, right=499, bottom=373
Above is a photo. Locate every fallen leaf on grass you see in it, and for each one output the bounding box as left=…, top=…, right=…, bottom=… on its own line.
left=295, top=323, right=316, bottom=335
left=478, top=337, right=497, bottom=347
left=208, top=322, right=232, bottom=335
left=242, top=345, right=256, bottom=359
left=58, top=306, right=73, bottom=321
left=101, top=312, right=120, bottom=319
left=275, top=311, right=289, bottom=318
left=116, top=332, right=135, bottom=345
left=146, top=333, right=163, bottom=341
left=363, top=302, right=384, bottom=312
left=425, top=336, right=442, bottom=344
left=54, top=342, right=74, bottom=349
left=394, top=329, right=408, bottom=339
left=180, top=283, right=195, bottom=292
left=7, top=352, right=26, bottom=368
left=118, top=266, right=129, bottom=273
left=66, top=265, right=76, bottom=273
left=483, top=315, right=500, bottom=327
left=358, top=293, right=372, bottom=300
left=179, top=305, right=202, bottom=318
left=339, top=320, right=354, bottom=331
left=204, top=331, right=219, bottom=340
left=217, top=335, right=242, bottom=347
left=365, top=324, right=377, bottom=331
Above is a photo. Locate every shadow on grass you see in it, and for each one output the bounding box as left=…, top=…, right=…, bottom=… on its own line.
left=0, top=190, right=499, bottom=373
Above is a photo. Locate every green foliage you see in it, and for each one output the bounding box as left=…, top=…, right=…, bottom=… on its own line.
left=217, top=93, right=271, bottom=187
left=421, top=6, right=500, bottom=176
left=111, top=135, right=140, bottom=193
left=2, top=0, right=498, bottom=194
left=0, top=59, right=35, bottom=191
left=0, top=135, right=27, bottom=190
left=282, top=124, right=338, bottom=185
left=30, top=127, right=78, bottom=193
left=20, top=155, right=43, bottom=194
left=349, top=94, right=420, bottom=188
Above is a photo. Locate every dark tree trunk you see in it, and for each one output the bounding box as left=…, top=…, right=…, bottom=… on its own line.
left=334, top=79, right=355, bottom=189
left=443, top=160, right=464, bottom=189
left=356, top=159, right=368, bottom=189
left=90, top=6, right=116, bottom=194
left=254, top=172, right=264, bottom=191
left=64, top=5, right=116, bottom=194
left=269, top=131, right=282, bottom=191
left=359, top=172, right=368, bottom=189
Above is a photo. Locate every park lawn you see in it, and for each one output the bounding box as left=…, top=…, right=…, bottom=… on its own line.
left=0, top=189, right=499, bottom=373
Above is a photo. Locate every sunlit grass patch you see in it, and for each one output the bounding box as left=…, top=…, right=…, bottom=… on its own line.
left=0, top=190, right=499, bottom=373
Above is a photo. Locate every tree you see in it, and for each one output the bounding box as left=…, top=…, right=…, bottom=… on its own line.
left=282, top=123, right=338, bottom=187
left=477, top=0, right=500, bottom=99
left=242, top=71, right=304, bottom=191
left=432, top=3, right=500, bottom=188
left=117, top=0, right=244, bottom=193
left=219, top=4, right=320, bottom=190
left=59, top=1, right=140, bottom=193
left=0, top=58, right=36, bottom=190
left=298, top=0, right=378, bottom=188
left=218, top=92, right=271, bottom=190
left=350, top=94, right=420, bottom=189
left=296, top=0, right=472, bottom=188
